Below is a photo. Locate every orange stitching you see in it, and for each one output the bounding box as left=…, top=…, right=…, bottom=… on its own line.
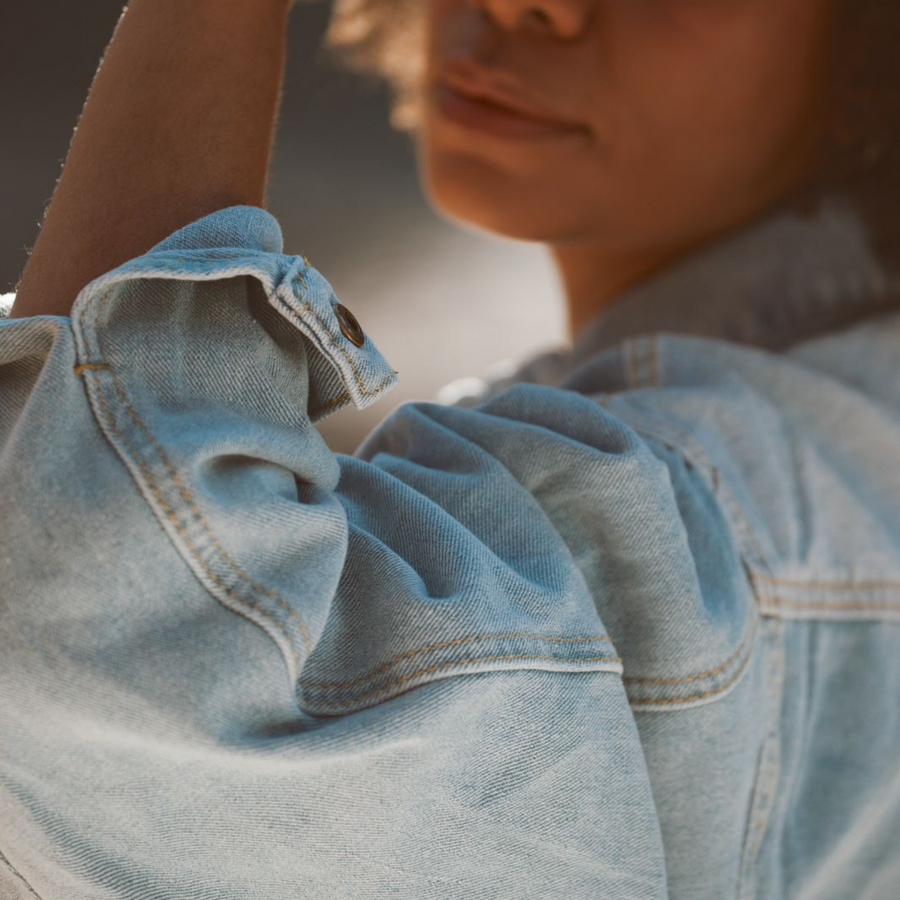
left=80, top=282, right=398, bottom=654
left=630, top=335, right=656, bottom=389
left=309, top=391, right=350, bottom=418
left=290, top=301, right=393, bottom=399
left=610, top=404, right=771, bottom=571
left=753, top=573, right=900, bottom=590
left=623, top=617, right=757, bottom=686
left=107, top=373, right=313, bottom=654
left=763, top=595, right=900, bottom=612
left=634, top=338, right=644, bottom=387
left=745, top=616, right=784, bottom=892
left=73, top=363, right=111, bottom=375
left=303, top=652, right=622, bottom=710
left=628, top=632, right=756, bottom=708
left=89, top=373, right=301, bottom=670
left=75, top=291, right=106, bottom=360
left=300, top=632, right=611, bottom=689
left=613, top=401, right=764, bottom=565
left=76, top=291, right=93, bottom=339
left=95, top=290, right=109, bottom=332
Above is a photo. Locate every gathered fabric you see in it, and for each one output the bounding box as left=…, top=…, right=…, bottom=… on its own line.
left=1, top=200, right=898, bottom=899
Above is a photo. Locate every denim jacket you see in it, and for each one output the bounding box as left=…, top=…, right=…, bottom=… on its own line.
left=1, top=197, right=899, bottom=900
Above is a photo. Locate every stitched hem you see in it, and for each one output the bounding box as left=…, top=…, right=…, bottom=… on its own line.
left=759, top=596, right=900, bottom=622
left=605, top=394, right=773, bottom=577
left=736, top=617, right=785, bottom=900
left=626, top=614, right=761, bottom=711
left=299, top=652, right=624, bottom=717
left=300, top=631, right=611, bottom=691
left=754, top=572, right=900, bottom=621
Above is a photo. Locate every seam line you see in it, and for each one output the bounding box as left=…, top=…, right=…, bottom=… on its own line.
left=628, top=630, right=756, bottom=708
left=78, top=290, right=314, bottom=664
left=742, top=617, right=785, bottom=898
left=288, top=300, right=392, bottom=398
left=606, top=402, right=772, bottom=573
left=105, top=372, right=313, bottom=654
left=623, top=619, right=756, bottom=686
left=88, top=371, right=303, bottom=671
left=309, top=391, right=350, bottom=418
left=300, top=632, right=611, bottom=689
left=754, top=574, right=900, bottom=590
left=762, top=596, right=900, bottom=613
left=303, top=652, right=622, bottom=709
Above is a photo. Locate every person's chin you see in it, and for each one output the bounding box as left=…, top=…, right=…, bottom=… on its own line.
left=430, top=192, right=553, bottom=242
left=421, top=169, right=558, bottom=242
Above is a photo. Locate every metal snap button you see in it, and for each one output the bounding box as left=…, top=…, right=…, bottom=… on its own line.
left=333, top=301, right=366, bottom=347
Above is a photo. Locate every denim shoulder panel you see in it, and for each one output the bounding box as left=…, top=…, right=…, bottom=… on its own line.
left=548, top=323, right=900, bottom=897
left=63, top=207, right=628, bottom=718
left=610, top=327, right=900, bottom=624
left=546, top=319, right=899, bottom=708
left=299, top=387, right=670, bottom=714
left=0, top=315, right=667, bottom=897
left=307, top=378, right=758, bottom=716
left=556, top=320, right=900, bottom=711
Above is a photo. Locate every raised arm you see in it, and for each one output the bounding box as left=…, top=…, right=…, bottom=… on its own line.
left=10, top=0, right=293, bottom=319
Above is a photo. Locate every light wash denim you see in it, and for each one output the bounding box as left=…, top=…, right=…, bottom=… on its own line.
left=1, top=195, right=899, bottom=899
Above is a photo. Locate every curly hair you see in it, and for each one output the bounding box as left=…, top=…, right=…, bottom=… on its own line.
left=324, top=0, right=427, bottom=131
left=324, top=0, right=900, bottom=266
left=816, top=0, right=900, bottom=265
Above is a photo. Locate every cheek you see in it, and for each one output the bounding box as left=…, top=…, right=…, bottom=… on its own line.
left=592, top=2, right=826, bottom=229
left=625, top=50, right=807, bottom=168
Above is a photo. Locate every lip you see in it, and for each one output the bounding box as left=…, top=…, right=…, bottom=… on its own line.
left=432, top=61, right=588, bottom=141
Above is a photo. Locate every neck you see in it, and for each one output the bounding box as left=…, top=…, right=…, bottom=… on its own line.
left=550, top=200, right=799, bottom=342
left=551, top=238, right=698, bottom=342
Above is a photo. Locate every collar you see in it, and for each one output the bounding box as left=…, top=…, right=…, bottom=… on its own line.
left=569, top=194, right=900, bottom=366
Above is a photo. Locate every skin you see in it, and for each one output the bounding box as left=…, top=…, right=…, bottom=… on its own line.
left=11, top=0, right=834, bottom=342
left=11, top=0, right=294, bottom=319
left=419, top=0, right=837, bottom=337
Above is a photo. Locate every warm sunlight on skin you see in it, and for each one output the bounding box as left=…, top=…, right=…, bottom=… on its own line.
left=417, top=0, right=837, bottom=336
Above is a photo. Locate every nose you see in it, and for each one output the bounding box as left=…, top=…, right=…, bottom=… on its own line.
left=476, top=0, right=594, bottom=40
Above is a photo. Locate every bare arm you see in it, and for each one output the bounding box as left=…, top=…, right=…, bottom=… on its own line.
left=10, top=0, right=294, bottom=319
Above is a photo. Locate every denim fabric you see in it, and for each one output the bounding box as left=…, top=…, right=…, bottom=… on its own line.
left=1, top=198, right=899, bottom=899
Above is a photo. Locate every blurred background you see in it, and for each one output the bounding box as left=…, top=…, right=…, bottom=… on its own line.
left=0, top=0, right=566, bottom=454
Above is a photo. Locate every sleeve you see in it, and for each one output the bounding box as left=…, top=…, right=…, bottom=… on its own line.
left=0, top=206, right=670, bottom=899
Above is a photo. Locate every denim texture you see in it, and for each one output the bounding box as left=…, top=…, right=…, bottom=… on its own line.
left=1, top=198, right=898, bottom=899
